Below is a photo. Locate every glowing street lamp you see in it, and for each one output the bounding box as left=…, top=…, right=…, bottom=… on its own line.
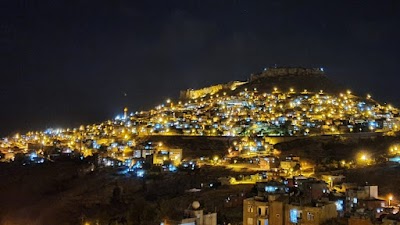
left=360, top=154, right=367, bottom=161
left=388, top=195, right=393, bottom=206
left=357, top=152, right=371, bottom=166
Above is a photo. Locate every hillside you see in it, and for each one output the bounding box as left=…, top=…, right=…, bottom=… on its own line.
left=180, top=67, right=343, bottom=100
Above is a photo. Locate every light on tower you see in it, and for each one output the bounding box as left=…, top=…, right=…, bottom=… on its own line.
left=124, top=107, right=128, bottom=118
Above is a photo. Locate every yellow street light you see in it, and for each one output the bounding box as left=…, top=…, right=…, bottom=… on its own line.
left=389, top=195, right=393, bottom=206
left=360, top=154, right=367, bottom=161
left=213, top=156, right=219, bottom=164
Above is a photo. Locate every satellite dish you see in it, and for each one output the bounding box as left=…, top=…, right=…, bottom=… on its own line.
left=192, top=201, right=200, bottom=209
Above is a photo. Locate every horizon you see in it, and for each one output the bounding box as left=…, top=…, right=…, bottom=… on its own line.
left=2, top=0, right=400, bottom=136
left=0, top=65, right=398, bottom=137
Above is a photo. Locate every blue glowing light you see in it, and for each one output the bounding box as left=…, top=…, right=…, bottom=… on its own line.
left=290, top=209, right=298, bottom=223
left=265, top=186, right=278, bottom=193
left=389, top=156, right=400, bottom=163
left=336, top=200, right=344, bottom=211
left=136, top=170, right=145, bottom=177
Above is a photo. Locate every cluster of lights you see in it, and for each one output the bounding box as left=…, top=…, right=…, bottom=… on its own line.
left=1, top=88, right=399, bottom=167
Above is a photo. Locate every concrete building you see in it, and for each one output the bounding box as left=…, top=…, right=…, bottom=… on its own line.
left=321, top=174, right=346, bottom=187
left=152, top=148, right=182, bottom=165
left=243, top=197, right=337, bottom=225
left=296, top=178, right=329, bottom=204
left=346, top=185, right=380, bottom=213
left=163, top=201, right=217, bottom=225
left=280, top=156, right=301, bottom=175
left=243, top=180, right=337, bottom=225
left=285, top=202, right=337, bottom=225
left=243, top=198, right=269, bottom=225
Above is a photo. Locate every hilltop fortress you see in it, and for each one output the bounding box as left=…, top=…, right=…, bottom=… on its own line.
left=250, top=67, right=325, bottom=81
left=180, top=67, right=327, bottom=99
left=180, top=81, right=248, bottom=99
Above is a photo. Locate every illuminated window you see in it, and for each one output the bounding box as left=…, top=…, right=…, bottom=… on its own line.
left=258, top=219, right=269, bottom=225
left=307, top=212, right=314, bottom=221
left=248, top=205, right=254, bottom=213
left=290, top=209, right=298, bottom=223
left=265, top=186, right=277, bottom=193
left=336, top=200, right=344, bottom=211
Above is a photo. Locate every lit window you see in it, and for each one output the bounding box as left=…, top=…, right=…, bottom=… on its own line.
left=248, top=205, right=254, bottom=213
left=336, top=200, right=344, bottom=211
left=307, top=212, right=314, bottom=221
left=290, top=209, right=298, bottom=223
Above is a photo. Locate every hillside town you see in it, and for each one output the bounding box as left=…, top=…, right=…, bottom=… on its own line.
left=1, top=79, right=400, bottom=224
left=3, top=0, right=400, bottom=223
left=1, top=85, right=399, bottom=163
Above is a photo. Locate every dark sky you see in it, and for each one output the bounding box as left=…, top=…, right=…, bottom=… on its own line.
left=1, top=0, right=400, bottom=136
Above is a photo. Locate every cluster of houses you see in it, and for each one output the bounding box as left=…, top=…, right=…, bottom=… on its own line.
left=126, top=89, right=400, bottom=137
left=243, top=176, right=399, bottom=225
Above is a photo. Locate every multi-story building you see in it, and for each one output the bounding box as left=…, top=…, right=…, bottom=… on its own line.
left=345, top=185, right=383, bottom=213
left=285, top=202, right=337, bottom=225
left=162, top=201, right=217, bottom=225
left=152, top=148, right=182, bottom=165
left=243, top=180, right=337, bottom=225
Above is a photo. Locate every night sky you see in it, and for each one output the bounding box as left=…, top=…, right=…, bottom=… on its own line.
left=2, top=0, right=400, bottom=136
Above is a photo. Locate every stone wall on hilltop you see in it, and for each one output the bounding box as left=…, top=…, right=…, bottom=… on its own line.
left=180, top=67, right=328, bottom=99
left=180, top=81, right=247, bottom=99
left=250, top=67, right=325, bottom=81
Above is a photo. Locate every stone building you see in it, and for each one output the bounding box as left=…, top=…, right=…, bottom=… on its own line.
left=243, top=180, right=337, bottom=225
